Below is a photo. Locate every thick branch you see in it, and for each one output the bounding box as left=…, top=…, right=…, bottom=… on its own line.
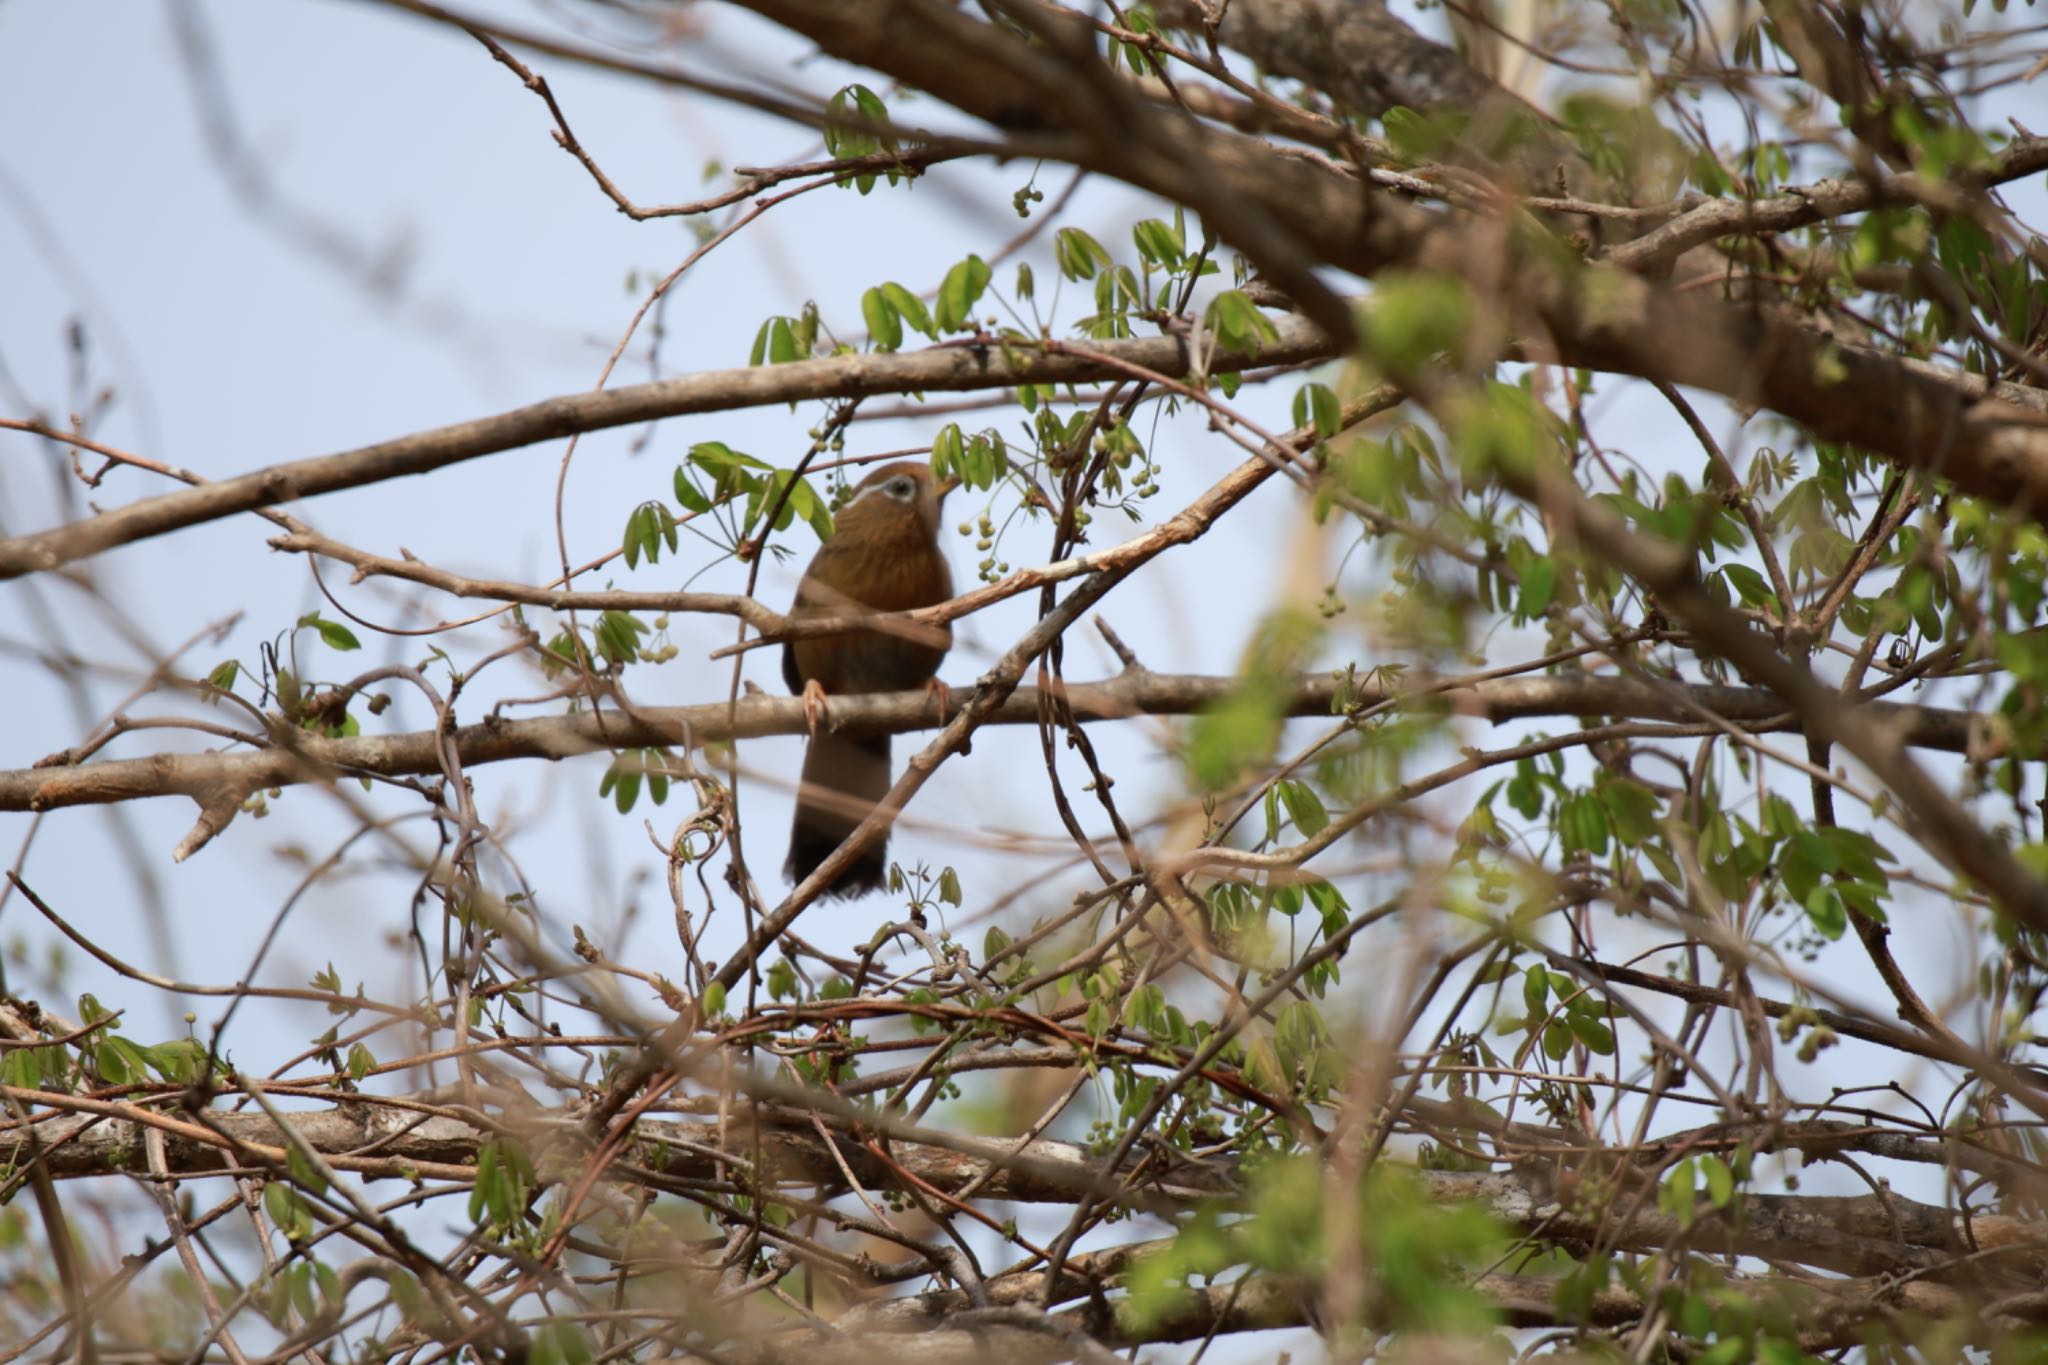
left=0, top=320, right=1334, bottom=580
left=0, top=671, right=2015, bottom=823
left=727, top=0, right=2048, bottom=521
left=6, top=1089, right=2033, bottom=1286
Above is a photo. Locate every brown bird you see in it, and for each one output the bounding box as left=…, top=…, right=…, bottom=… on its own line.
left=783, top=461, right=956, bottom=897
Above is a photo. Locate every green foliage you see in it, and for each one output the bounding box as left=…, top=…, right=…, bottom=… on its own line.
left=1558, top=91, right=1690, bottom=194
left=1186, top=609, right=1323, bottom=789
left=1126, top=1160, right=1504, bottom=1336
left=861, top=281, right=936, bottom=352
left=934, top=254, right=992, bottom=333
left=1203, top=289, right=1278, bottom=353
left=599, top=746, right=676, bottom=814
left=1054, top=227, right=1112, bottom=281
left=468, top=1140, right=538, bottom=1238
left=748, top=302, right=819, bottom=364
left=1380, top=105, right=1471, bottom=163
left=528, top=1320, right=595, bottom=1365
left=295, top=612, right=360, bottom=652
left=674, top=441, right=834, bottom=544
left=619, top=501, right=678, bottom=568
left=928, top=422, right=1009, bottom=492
left=822, top=84, right=907, bottom=193
left=1361, top=272, right=1471, bottom=381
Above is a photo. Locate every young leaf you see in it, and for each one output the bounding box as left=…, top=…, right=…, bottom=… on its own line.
left=297, top=613, right=361, bottom=652
left=862, top=286, right=903, bottom=352
left=879, top=282, right=935, bottom=338
left=935, top=255, right=992, bottom=332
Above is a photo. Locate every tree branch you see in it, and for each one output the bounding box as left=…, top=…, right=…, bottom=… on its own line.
left=2, top=670, right=2018, bottom=854
left=0, top=320, right=1336, bottom=581
left=727, top=0, right=2048, bottom=521
left=5, top=1088, right=2033, bottom=1287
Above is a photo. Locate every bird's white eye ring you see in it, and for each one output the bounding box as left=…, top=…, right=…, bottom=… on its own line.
left=886, top=476, right=915, bottom=500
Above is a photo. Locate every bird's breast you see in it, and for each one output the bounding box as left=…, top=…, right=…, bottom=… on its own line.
left=787, top=531, right=953, bottom=694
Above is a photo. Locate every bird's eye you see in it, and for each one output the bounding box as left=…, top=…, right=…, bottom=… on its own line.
left=886, top=476, right=915, bottom=500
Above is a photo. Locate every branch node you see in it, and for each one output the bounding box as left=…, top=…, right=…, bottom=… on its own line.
left=173, top=785, right=246, bottom=863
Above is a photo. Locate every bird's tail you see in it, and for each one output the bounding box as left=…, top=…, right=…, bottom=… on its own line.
left=786, top=732, right=892, bottom=898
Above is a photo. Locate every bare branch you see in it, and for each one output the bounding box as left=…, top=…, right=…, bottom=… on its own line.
left=1, top=671, right=2013, bottom=827
left=0, top=319, right=1335, bottom=580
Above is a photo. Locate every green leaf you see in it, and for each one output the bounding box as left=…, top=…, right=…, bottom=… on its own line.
left=1381, top=105, right=1465, bottom=161
left=1599, top=776, right=1662, bottom=847
left=1517, top=557, right=1557, bottom=619
left=621, top=504, right=648, bottom=569
left=673, top=467, right=712, bottom=514
left=1506, top=761, right=1544, bottom=819
left=388, top=1269, right=423, bottom=1319
left=315, top=1258, right=343, bottom=1307
left=930, top=423, right=965, bottom=483
left=1054, top=228, right=1111, bottom=281
left=1803, top=885, right=1848, bottom=940
left=768, top=316, right=800, bottom=363
left=935, top=255, right=992, bottom=332
left=1291, top=382, right=1342, bottom=438
left=290, top=1262, right=318, bottom=1322
left=824, top=83, right=893, bottom=160
left=287, top=1144, right=329, bottom=1197
left=608, top=763, right=641, bottom=814
left=1277, top=780, right=1330, bottom=839
left=263, top=1182, right=309, bottom=1241
left=206, top=660, right=239, bottom=691
left=1541, top=1019, right=1574, bottom=1060
left=593, top=611, right=647, bottom=669
left=862, top=286, right=903, bottom=352
left=1132, top=217, right=1185, bottom=268
left=784, top=477, right=834, bottom=541
left=1723, top=562, right=1774, bottom=609
left=879, top=282, right=934, bottom=338
left=688, top=442, right=772, bottom=506
left=1203, top=289, right=1279, bottom=352
left=1700, top=1154, right=1735, bottom=1208
left=1522, top=964, right=1549, bottom=1020
left=145, top=1039, right=206, bottom=1084
left=1660, top=1156, right=1698, bottom=1229
left=296, top=613, right=361, bottom=652
left=1364, top=272, right=1472, bottom=379
left=95, top=1038, right=136, bottom=1085
left=1567, top=1012, right=1615, bottom=1055
left=1187, top=684, right=1284, bottom=789
left=1558, top=791, right=1610, bottom=856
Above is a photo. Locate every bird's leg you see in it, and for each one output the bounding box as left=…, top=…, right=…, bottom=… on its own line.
left=801, top=678, right=830, bottom=736
left=924, top=678, right=952, bottom=725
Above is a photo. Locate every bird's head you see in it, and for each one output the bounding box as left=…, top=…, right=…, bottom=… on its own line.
left=836, top=460, right=957, bottom=543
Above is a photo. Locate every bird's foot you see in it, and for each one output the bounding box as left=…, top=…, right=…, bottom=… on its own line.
left=802, top=678, right=830, bottom=736
left=924, top=678, right=953, bottom=725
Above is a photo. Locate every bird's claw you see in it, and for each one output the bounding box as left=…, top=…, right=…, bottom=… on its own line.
left=925, top=678, right=952, bottom=726
left=802, top=678, right=829, bottom=736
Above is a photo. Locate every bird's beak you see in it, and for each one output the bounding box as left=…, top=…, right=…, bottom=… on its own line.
left=937, top=472, right=962, bottom=498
